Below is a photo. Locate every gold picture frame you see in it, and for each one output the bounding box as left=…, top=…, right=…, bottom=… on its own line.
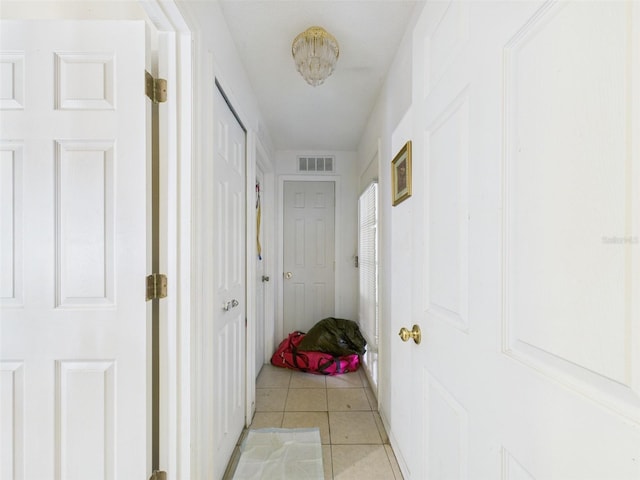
left=391, top=140, right=412, bottom=206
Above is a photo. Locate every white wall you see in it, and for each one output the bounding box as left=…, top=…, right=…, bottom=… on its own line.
left=176, top=1, right=274, bottom=155
left=0, top=1, right=146, bottom=20
left=275, top=149, right=359, bottom=337
left=356, top=0, right=424, bottom=427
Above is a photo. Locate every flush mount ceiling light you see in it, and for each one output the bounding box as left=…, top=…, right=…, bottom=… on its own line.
left=292, top=26, right=339, bottom=87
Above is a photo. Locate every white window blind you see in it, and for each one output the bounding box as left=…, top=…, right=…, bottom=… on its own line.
left=358, top=182, right=378, bottom=349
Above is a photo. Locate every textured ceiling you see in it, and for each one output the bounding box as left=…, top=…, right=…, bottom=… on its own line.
left=183, top=1, right=418, bottom=151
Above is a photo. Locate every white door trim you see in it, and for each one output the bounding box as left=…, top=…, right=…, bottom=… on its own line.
left=255, top=139, right=276, bottom=365
left=246, top=131, right=257, bottom=424
left=138, top=2, right=192, bottom=479
left=277, top=175, right=342, bottom=342
left=246, top=132, right=276, bottom=422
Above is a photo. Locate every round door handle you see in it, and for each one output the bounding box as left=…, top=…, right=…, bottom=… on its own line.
left=223, top=299, right=239, bottom=311
left=284, top=272, right=293, bottom=279
left=399, top=325, right=421, bottom=344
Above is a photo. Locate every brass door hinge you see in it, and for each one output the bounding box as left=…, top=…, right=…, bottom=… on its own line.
left=146, top=273, right=168, bottom=301
left=149, top=471, right=167, bottom=480
left=145, top=71, right=167, bottom=103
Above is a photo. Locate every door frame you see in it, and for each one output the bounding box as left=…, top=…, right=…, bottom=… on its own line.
left=247, top=134, right=276, bottom=420
left=277, top=175, right=341, bottom=341
left=138, top=2, right=192, bottom=478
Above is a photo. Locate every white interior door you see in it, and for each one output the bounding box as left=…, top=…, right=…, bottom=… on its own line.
left=0, top=20, right=147, bottom=479
left=255, top=170, right=266, bottom=374
left=210, top=84, right=246, bottom=480
left=390, top=1, right=640, bottom=479
left=283, top=181, right=335, bottom=334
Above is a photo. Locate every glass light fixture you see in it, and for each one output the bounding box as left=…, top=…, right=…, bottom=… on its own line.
left=292, top=26, right=339, bottom=87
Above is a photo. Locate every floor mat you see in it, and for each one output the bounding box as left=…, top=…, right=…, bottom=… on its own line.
left=232, top=427, right=323, bottom=480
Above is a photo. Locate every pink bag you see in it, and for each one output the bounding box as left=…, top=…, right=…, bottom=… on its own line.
left=271, top=331, right=360, bottom=375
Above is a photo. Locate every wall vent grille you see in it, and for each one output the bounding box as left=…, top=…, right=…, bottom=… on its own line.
left=297, top=156, right=334, bottom=173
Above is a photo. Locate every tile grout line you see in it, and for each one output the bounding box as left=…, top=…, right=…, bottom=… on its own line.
left=254, top=367, right=402, bottom=479
left=325, top=381, right=333, bottom=479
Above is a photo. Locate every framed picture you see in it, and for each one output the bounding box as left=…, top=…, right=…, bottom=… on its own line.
left=391, top=140, right=412, bottom=206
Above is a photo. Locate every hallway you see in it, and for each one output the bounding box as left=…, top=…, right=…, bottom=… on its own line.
left=2, top=2, right=639, bottom=479
left=224, top=365, right=402, bottom=479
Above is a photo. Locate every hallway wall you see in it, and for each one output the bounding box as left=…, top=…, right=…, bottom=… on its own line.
left=356, top=0, right=424, bottom=441
left=178, top=0, right=274, bottom=155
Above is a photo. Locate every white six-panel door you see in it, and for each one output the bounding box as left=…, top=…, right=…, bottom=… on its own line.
left=283, top=181, right=335, bottom=334
left=390, top=1, right=640, bottom=478
left=209, top=85, right=246, bottom=480
left=0, top=21, right=147, bottom=479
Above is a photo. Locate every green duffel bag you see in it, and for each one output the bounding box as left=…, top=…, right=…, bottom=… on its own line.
left=297, top=317, right=366, bottom=357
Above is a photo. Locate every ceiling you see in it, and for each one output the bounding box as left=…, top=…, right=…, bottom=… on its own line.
left=181, top=1, right=418, bottom=152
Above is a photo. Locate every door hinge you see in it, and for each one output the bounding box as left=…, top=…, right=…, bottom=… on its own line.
left=145, top=71, right=167, bottom=103
left=149, top=471, right=167, bottom=480
left=146, top=273, right=168, bottom=301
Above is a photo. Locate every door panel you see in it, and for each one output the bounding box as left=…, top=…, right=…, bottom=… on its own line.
left=283, top=181, right=335, bottom=334
left=256, top=172, right=266, bottom=373
left=503, top=0, right=633, bottom=394
left=0, top=20, right=146, bottom=479
left=391, top=1, right=640, bottom=479
left=211, top=85, right=246, bottom=480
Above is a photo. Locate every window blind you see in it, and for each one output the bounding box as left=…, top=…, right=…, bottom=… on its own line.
left=358, top=182, right=378, bottom=349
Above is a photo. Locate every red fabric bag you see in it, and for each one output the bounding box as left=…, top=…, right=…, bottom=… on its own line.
left=271, top=331, right=360, bottom=375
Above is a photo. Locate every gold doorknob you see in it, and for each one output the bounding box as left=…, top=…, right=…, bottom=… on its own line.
left=398, top=325, right=421, bottom=344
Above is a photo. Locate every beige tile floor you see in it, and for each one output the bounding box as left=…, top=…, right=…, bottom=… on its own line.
left=223, top=364, right=404, bottom=480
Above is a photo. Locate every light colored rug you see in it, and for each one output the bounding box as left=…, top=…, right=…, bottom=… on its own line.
left=232, top=427, right=323, bottom=480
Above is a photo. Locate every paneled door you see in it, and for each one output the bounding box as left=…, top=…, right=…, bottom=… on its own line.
left=0, top=21, right=147, bottom=479
left=209, top=85, right=246, bottom=480
left=390, top=1, right=640, bottom=479
left=255, top=170, right=266, bottom=374
left=283, top=181, right=335, bottom=334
